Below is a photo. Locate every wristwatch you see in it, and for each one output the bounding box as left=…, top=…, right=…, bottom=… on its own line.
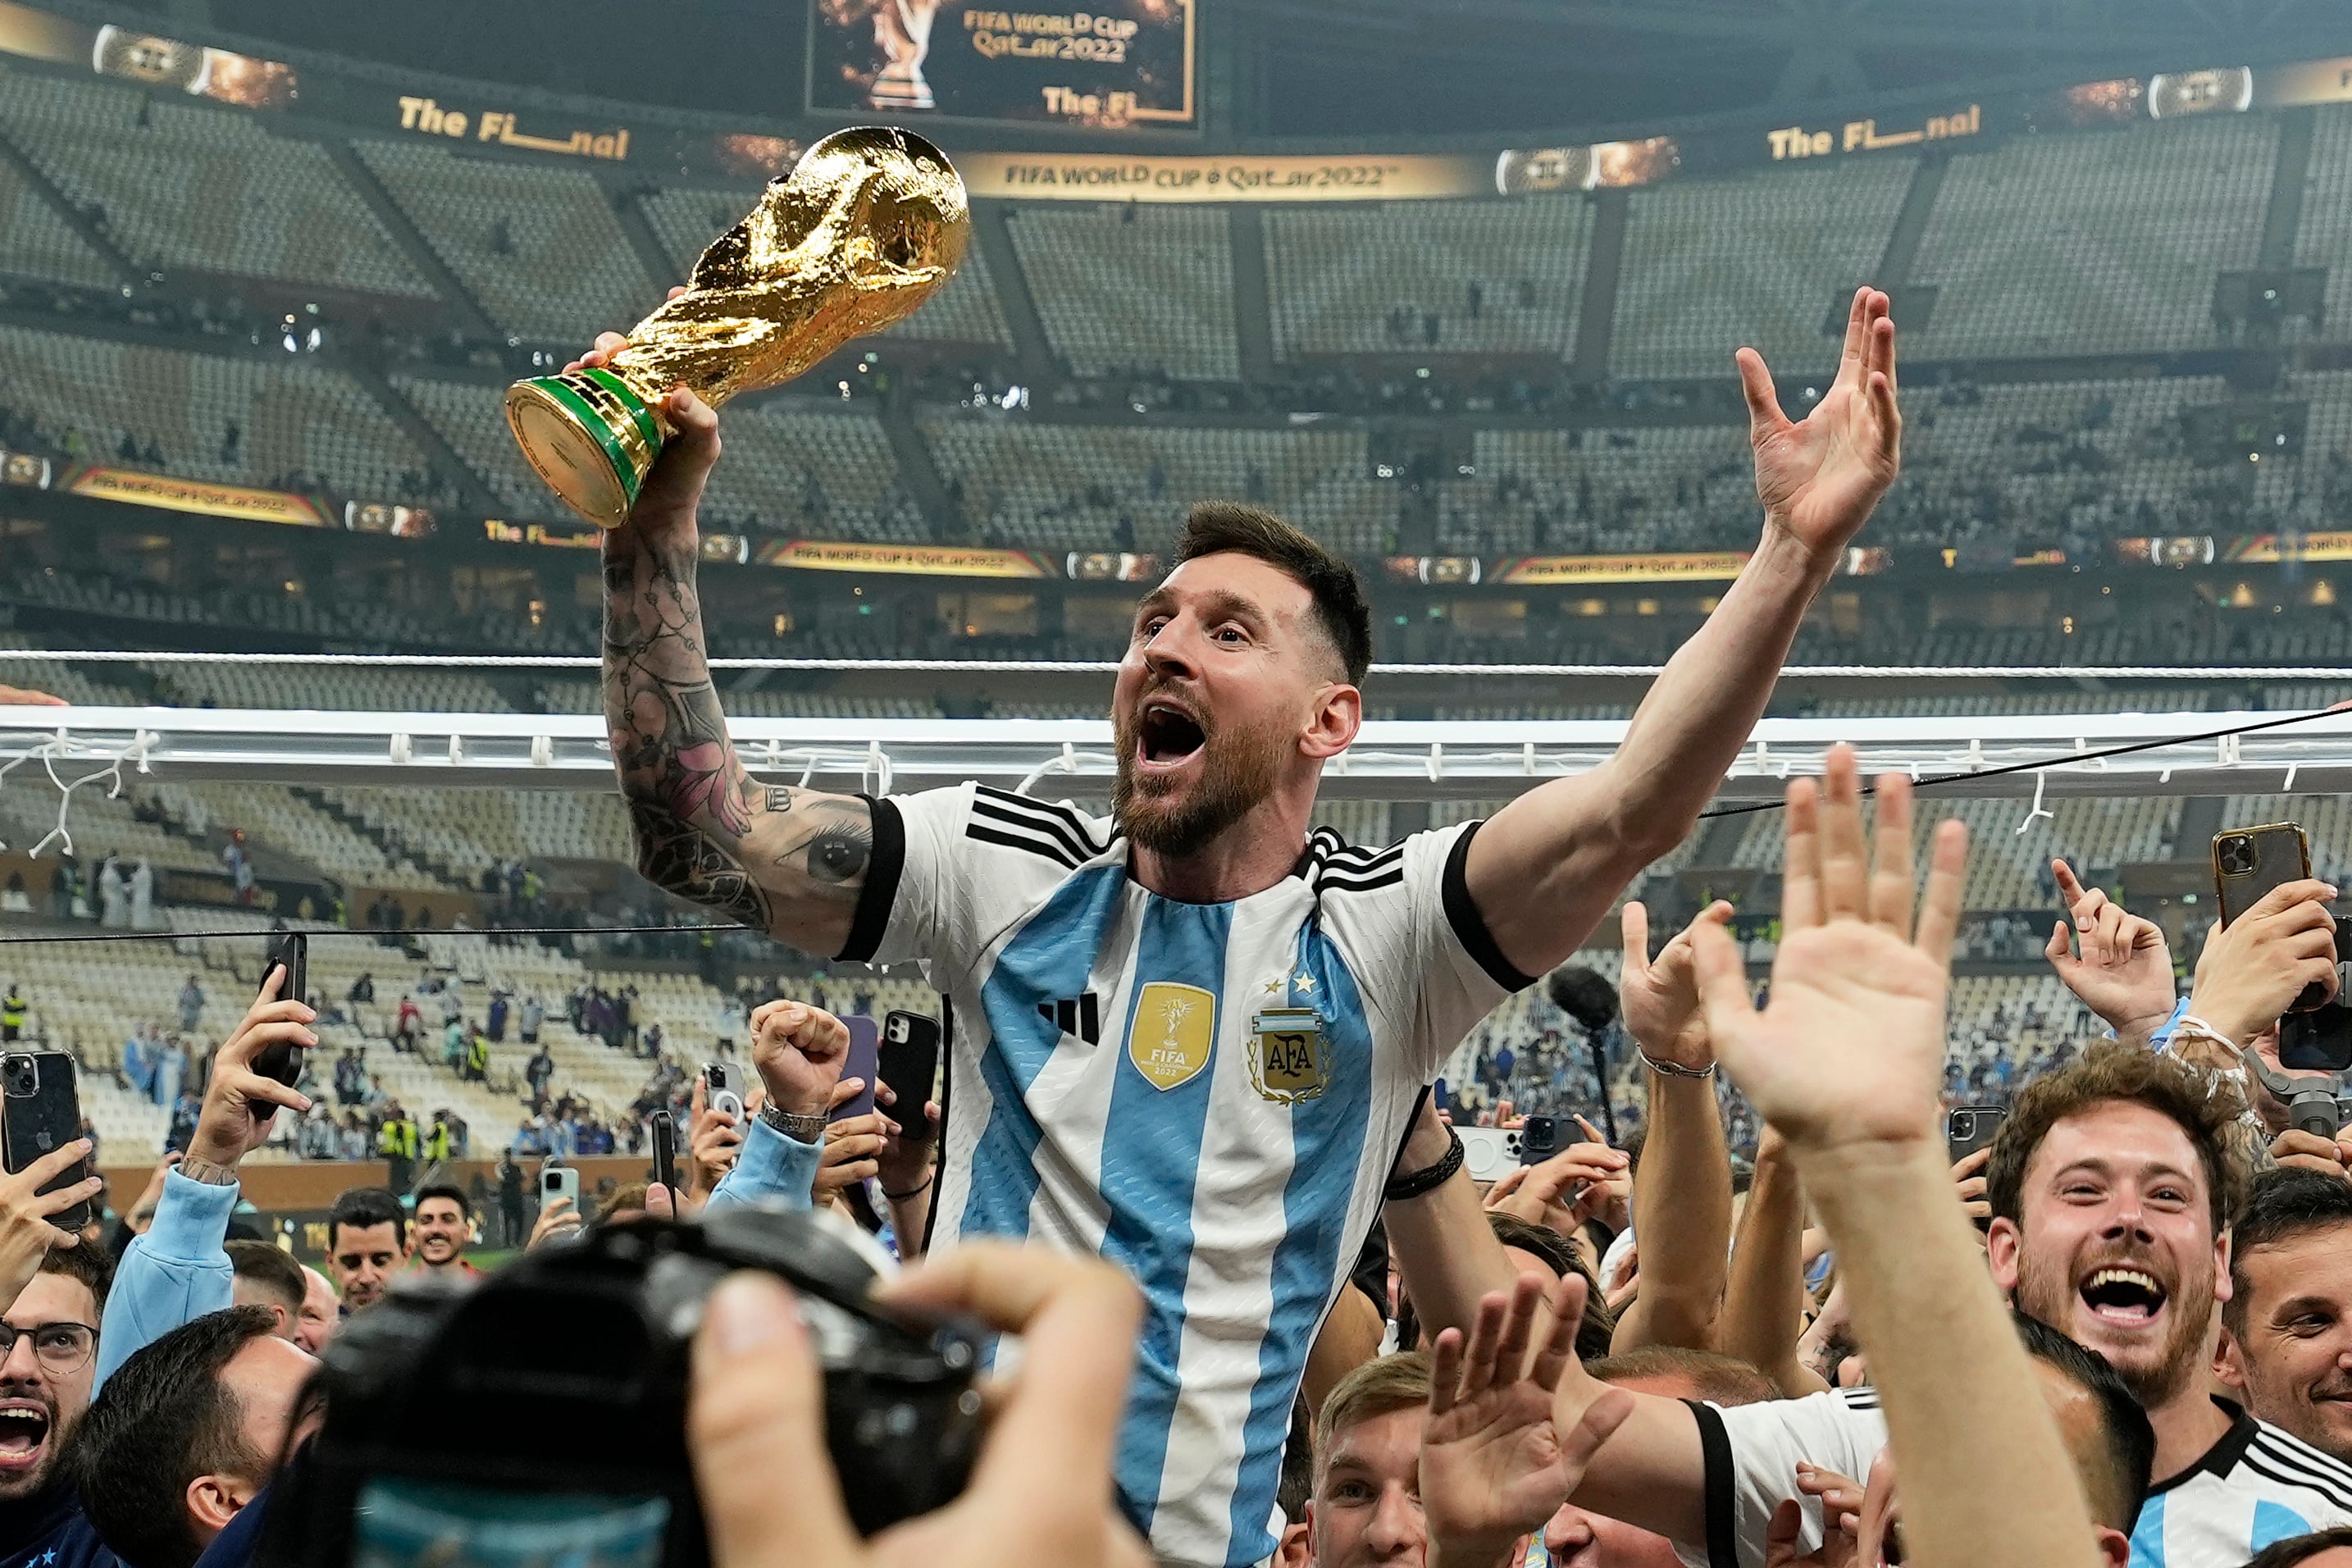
left=759, top=1103, right=827, bottom=1143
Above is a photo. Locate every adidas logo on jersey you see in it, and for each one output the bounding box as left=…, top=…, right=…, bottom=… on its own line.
left=1037, top=992, right=1103, bottom=1045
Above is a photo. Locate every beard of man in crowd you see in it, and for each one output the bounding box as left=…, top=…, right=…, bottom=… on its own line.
left=0, top=1252, right=107, bottom=1504
left=1985, top=1041, right=2250, bottom=1473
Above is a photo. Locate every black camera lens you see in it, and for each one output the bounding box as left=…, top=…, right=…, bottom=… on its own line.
left=2218, top=834, right=2257, bottom=876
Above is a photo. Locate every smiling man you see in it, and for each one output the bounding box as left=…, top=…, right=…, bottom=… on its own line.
left=582, top=290, right=1906, bottom=1567
left=407, top=1183, right=481, bottom=1284
left=0, top=1249, right=115, bottom=1568
left=2220, top=1169, right=2352, bottom=1465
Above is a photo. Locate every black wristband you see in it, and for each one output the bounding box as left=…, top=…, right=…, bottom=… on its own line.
left=1383, top=1130, right=1465, bottom=1203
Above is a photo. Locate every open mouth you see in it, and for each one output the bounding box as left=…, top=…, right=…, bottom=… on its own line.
left=0, top=1403, right=52, bottom=1470
left=2080, top=1265, right=2167, bottom=1325
left=1135, top=700, right=1206, bottom=769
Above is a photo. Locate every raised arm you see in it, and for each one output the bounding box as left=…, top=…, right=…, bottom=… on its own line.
left=1467, top=289, right=1901, bottom=977
left=585, top=342, right=881, bottom=960
left=2044, top=859, right=2177, bottom=1048
left=1691, top=749, right=2101, bottom=1568
left=1719, top=1128, right=1826, bottom=1397
left=1609, top=900, right=1734, bottom=1355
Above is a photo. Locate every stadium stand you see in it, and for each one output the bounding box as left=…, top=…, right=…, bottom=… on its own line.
left=1003, top=205, right=1240, bottom=380
left=0, top=153, right=119, bottom=289
left=355, top=139, right=660, bottom=343
left=1264, top=196, right=1590, bottom=358
left=1613, top=156, right=1913, bottom=381
left=0, top=63, right=433, bottom=299
left=1908, top=114, right=2277, bottom=359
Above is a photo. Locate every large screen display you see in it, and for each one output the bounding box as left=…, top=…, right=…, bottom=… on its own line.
left=809, top=1, right=1193, bottom=130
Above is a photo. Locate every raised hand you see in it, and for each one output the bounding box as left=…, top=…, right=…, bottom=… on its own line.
left=749, top=1001, right=851, bottom=1122
left=187, top=964, right=315, bottom=1170
left=566, top=289, right=718, bottom=538
left=0, top=1140, right=103, bottom=1314
left=2188, top=877, right=2340, bottom=1047
left=1422, top=1273, right=1633, bottom=1568
left=2044, top=859, right=2175, bottom=1042
left=1740, top=288, right=1902, bottom=562
left=1621, top=900, right=1735, bottom=1070
left=1689, top=745, right=1966, bottom=1155
left=1485, top=1137, right=1629, bottom=1235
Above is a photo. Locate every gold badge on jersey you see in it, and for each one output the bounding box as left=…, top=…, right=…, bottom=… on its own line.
left=1130, top=982, right=1217, bottom=1092
left=1250, top=1007, right=1329, bottom=1105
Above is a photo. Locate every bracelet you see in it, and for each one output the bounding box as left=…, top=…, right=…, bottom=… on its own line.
left=1383, top=1130, right=1464, bottom=1202
left=759, top=1103, right=828, bottom=1143
left=882, top=1175, right=933, bottom=1202
left=1638, top=1045, right=1716, bottom=1079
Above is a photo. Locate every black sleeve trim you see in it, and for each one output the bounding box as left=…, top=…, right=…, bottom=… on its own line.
left=836, top=794, right=905, bottom=965
left=1441, top=820, right=1538, bottom=993
left=1687, top=1398, right=1742, bottom=1568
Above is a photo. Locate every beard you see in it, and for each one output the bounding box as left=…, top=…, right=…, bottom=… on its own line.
left=2016, top=1243, right=2214, bottom=1407
left=0, top=1394, right=64, bottom=1500
left=1112, top=700, right=1285, bottom=859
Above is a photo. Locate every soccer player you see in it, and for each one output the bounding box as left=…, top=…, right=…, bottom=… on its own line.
left=580, top=289, right=1905, bottom=1566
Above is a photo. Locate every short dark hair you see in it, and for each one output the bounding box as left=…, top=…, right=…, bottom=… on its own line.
left=40, top=1242, right=111, bottom=1320
left=1173, top=502, right=1373, bottom=686
left=2014, top=1310, right=2155, bottom=1534
left=224, top=1241, right=303, bottom=1315
left=1584, top=1345, right=1778, bottom=1407
left=413, top=1181, right=471, bottom=1220
left=74, top=1306, right=279, bottom=1568
left=2248, top=1528, right=2352, bottom=1568
left=1486, top=1212, right=1615, bottom=1362
left=1276, top=1393, right=1314, bottom=1527
left=2226, top=1169, right=2352, bottom=1337
left=1986, top=1039, right=2250, bottom=1235
left=326, top=1187, right=406, bottom=1253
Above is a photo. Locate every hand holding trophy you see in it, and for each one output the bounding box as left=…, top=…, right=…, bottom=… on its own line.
left=504, top=125, right=969, bottom=527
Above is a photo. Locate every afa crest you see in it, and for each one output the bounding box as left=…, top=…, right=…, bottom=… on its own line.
left=1249, top=1006, right=1329, bottom=1105
left=1129, top=982, right=1216, bottom=1092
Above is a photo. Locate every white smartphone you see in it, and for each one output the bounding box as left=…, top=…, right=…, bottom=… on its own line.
left=540, top=1165, right=580, bottom=1210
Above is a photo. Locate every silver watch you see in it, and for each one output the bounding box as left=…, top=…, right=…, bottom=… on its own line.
left=759, top=1103, right=827, bottom=1143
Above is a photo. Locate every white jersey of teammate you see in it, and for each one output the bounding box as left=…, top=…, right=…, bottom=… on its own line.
left=841, top=782, right=1529, bottom=1568
left=1676, top=1386, right=2352, bottom=1568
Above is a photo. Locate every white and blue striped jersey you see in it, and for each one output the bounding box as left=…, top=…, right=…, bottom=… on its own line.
left=1679, top=1387, right=2352, bottom=1568
left=841, top=783, right=1529, bottom=1568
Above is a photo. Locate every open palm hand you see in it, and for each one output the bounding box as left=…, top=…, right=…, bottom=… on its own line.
left=1691, top=745, right=1965, bottom=1155
left=1742, top=289, right=1902, bottom=561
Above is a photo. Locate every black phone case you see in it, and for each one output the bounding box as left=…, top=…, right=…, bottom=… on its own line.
left=2, top=1053, right=88, bottom=1232
left=1946, top=1105, right=2007, bottom=1163
left=877, top=1011, right=942, bottom=1114
left=651, top=1111, right=679, bottom=1195
left=253, top=932, right=308, bottom=1093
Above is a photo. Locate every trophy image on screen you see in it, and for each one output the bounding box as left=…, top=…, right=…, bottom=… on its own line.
left=504, top=125, right=968, bottom=528
left=868, top=0, right=942, bottom=112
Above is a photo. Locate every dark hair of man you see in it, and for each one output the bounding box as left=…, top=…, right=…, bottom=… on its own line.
left=326, top=1186, right=406, bottom=1252
left=224, top=1241, right=303, bottom=1315
left=1276, top=1393, right=1314, bottom=1526
left=1985, top=1038, right=2250, bottom=1234
left=40, top=1241, right=112, bottom=1318
left=72, top=1305, right=279, bottom=1568
left=2012, top=1310, right=2156, bottom=1534
left=2225, top=1168, right=2352, bottom=1338
left=2247, top=1526, right=2352, bottom=1568
left=413, top=1181, right=471, bottom=1219
left=1486, top=1212, right=1616, bottom=1361
left=1172, top=502, right=1373, bottom=686
left=1584, top=1345, right=1779, bottom=1407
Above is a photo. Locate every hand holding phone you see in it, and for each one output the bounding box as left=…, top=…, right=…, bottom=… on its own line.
left=877, top=1012, right=941, bottom=1137
left=251, top=934, right=308, bottom=1098
left=2192, top=857, right=2342, bottom=1046
left=651, top=1111, right=680, bottom=1200
left=0, top=1054, right=93, bottom=1233
left=832, top=1016, right=882, bottom=1124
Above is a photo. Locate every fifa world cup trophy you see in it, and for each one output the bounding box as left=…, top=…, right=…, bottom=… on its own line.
left=504, top=125, right=968, bottom=528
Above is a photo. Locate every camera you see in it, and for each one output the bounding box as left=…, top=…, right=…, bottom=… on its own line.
left=2217, top=832, right=2259, bottom=877
left=258, top=1207, right=985, bottom=1566
left=2, top=1056, right=36, bottom=1098
left=2280, top=915, right=2352, bottom=1073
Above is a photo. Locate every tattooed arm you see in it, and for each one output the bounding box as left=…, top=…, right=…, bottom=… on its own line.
left=588, top=358, right=877, bottom=959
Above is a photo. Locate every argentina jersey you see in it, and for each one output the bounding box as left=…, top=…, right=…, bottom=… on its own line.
left=1680, top=1388, right=2352, bottom=1568
left=841, top=782, right=1531, bottom=1568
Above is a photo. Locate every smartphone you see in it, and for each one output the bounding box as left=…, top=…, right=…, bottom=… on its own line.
left=540, top=1165, right=579, bottom=1212
left=832, top=1015, right=881, bottom=1123
left=2281, top=921, right=2352, bottom=1071
left=650, top=1110, right=679, bottom=1197
left=2216, top=823, right=2329, bottom=1011
left=1455, top=1126, right=1513, bottom=1183
left=1517, top=1114, right=1562, bottom=1166
left=1946, top=1105, right=2008, bottom=1163
left=2, top=1054, right=89, bottom=1232
left=703, top=1061, right=745, bottom=1122
left=877, top=1010, right=941, bottom=1124
left=252, top=932, right=308, bottom=1097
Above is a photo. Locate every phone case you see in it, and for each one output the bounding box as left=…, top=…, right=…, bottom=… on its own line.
left=651, top=1112, right=679, bottom=1194
left=2214, top=823, right=2314, bottom=926
left=252, top=932, right=307, bottom=1092
left=877, top=1011, right=941, bottom=1110
left=1945, top=1105, right=2007, bottom=1162
left=2, top=1053, right=88, bottom=1232
left=832, top=1016, right=882, bottom=1122
left=704, top=1062, right=746, bottom=1120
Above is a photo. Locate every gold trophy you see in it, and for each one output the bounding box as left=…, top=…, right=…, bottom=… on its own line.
left=504, top=125, right=968, bottom=528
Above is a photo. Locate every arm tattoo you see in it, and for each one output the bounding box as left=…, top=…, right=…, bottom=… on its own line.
left=602, top=527, right=873, bottom=950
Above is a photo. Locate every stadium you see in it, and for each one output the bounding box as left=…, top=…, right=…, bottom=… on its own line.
left=3, top=2, right=2352, bottom=1564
